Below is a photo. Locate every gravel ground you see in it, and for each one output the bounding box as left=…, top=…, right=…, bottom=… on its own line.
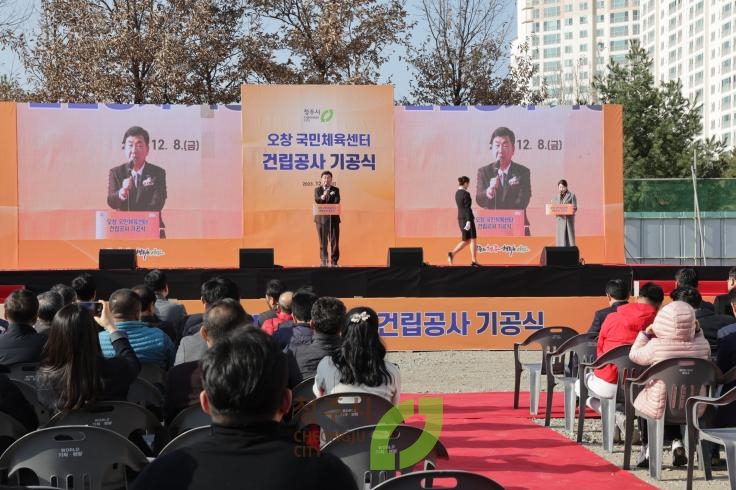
left=386, top=350, right=732, bottom=489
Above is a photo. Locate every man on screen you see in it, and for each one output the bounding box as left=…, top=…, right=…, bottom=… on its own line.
left=107, top=126, right=167, bottom=238
left=314, top=170, right=340, bottom=267
left=476, top=126, right=532, bottom=235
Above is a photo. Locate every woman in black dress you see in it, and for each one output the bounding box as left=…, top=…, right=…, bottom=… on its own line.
left=448, top=176, right=480, bottom=266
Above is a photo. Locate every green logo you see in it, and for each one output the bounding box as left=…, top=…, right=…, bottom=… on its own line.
left=369, top=397, right=443, bottom=470
left=320, top=109, right=334, bottom=123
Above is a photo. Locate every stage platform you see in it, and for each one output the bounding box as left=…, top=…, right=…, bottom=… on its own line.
left=0, top=264, right=730, bottom=300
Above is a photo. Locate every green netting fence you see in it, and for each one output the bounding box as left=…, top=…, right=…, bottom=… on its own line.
left=624, top=179, right=736, bottom=213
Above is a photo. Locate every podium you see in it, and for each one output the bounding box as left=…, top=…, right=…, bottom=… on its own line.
left=312, top=203, right=341, bottom=217
left=95, top=211, right=160, bottom=239
left=545, top=203, right=575, bottom=216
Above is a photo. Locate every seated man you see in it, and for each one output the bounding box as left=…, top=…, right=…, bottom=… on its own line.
left=261, top=291, right=294, bottom=336
left=713, top=266, right=736, bottom=317
left=71, top=272, right=97, bottom=302
left=132, top=284, right=177, bottom=344
left=50, top=283, right=77, bottom=305
left=99, top=289, right=175, bottom=370
left=144, top=269, right=187, bottom=330
left=132, top=329, right=357, bottom=490
left=587, top=278, right=629, bottom=336
left=164, top=299, right=249, bottom=425
left=576, top=281, right=663, bottom=412
left=256, top=279, right=286, bottom=328
left=671, top=285, right=733, bottom=356
left=273, top=289, right=317, bottom=350
left=34, top=291, right=63, bottom=335
left=0, top=289, right=46, bottom=366
left=716, top=288, right=736, bottom=427
left=675, top=267, right=714, bottom=311
left=175, top=276, right=241, bottom=365
left=289, top=296, right=345, bottom=379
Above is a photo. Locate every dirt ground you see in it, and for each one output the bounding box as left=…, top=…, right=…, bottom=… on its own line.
left=386, top=349, right=732, bottom=489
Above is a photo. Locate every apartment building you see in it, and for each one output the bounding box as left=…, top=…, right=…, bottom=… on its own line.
left=515, top=0, right=736, bottom=145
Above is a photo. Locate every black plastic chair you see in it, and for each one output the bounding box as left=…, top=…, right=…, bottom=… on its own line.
left=9, top=379, right=51, bottom=426
left=622, top=357, right=722, bottom=479
left=166, top=404, right=210, bottom=439
left=686, top=375, right=736, bottom=490
left=291, top=376, right=317, bottom=412
left=158, top=426, right=211, bottom=457
left=543, top=332, right=597, bottom=430
left=138, top=362, right=167, bottom=391
left=126, top=377, right=165, bottom=419
left=44, top=400, right=165, bottom=456
left=7, top=363, right=40, bottom=386
left=0, top=426, right=149, bottom=489
left=293, top=392, right=396, bottom=446
left=322, top=424, right=449, bottom=489
left=513, top=326, right=578, bottom=415
left=0, top=411, right=28, bottom=454
left=576, top=344, right=645, bottom=450
left=371, top=470, right=504, bottom=490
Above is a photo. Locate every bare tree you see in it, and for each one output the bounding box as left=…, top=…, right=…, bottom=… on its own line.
left=7, top=0, right=279, bottom=104
left=406, top=0, right=544, bottom=105
left=254, top=0, right=410, bottom=84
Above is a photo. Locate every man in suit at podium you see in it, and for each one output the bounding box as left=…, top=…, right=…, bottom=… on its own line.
left=107, top=126, right=167, bottom=238
left=314, top=170, right=341, bottom=267
left=476, top=126, right=532, bottom=235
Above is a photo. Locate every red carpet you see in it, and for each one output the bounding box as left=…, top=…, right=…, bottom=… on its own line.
left=399, top=392, right=655, bottom=490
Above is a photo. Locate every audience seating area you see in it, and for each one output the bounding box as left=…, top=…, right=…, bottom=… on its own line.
left=0, top=298, right=492, bottom=489
left=2, top=268, right=736, bottom=489
left=513, top=324, right=736, bottom=488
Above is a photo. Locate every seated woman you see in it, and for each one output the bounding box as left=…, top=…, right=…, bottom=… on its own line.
left=629, top=300, right=710, bottom=468
left=576, top=282, right=663, bottom=412
left=313, top=307, right=400, bottom=404
left=37, top=302, right=141, bottom=412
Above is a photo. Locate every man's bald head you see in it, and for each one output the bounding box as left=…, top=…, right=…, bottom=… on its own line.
left=277, top=291, right=293, bottom=314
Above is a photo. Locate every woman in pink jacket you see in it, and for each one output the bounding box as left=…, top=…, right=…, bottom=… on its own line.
left=629, top=300, right=711, bottom=468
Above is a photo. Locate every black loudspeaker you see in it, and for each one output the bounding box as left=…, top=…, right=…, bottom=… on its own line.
left=540, top=246, right=580, bottom=266
left=99, top=249, right=137, bottom=270
left=239, top=248, right=275, bottom=268
left=387, top=248, right=423, bottom=267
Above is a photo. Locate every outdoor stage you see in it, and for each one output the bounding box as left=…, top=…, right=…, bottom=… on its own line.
left=0, top=264, right=728, bottom=300
left=0, top=263, right=729, bottom=350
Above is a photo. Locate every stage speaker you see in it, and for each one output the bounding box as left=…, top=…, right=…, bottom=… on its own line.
left=239, top=248, right=275, bottom=268
left=540, top=246, right=580, bottom=266
left=99, top=249, right=137, bottom=270
left=388, top=248, right=423, bottom=267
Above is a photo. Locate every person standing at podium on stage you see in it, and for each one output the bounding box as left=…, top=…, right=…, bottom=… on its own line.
left=554, top=179, right=577, bottom=247
left=107, top=126, right=168, bottom=238
left=448, top=176, right=480, bottom=266
left=314, top=170, right=341, bottom=267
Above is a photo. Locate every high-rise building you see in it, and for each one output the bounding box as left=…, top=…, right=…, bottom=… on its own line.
left=515, top=0, right=736, bottom=145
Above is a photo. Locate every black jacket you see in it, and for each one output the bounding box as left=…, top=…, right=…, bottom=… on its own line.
left=587, top=301, right=628, bottom=336
left=289, top=331, right=341, bottom=380
left=0, top=323, right=47, bottom=366
left=132, top=422, right=357, bottom=490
